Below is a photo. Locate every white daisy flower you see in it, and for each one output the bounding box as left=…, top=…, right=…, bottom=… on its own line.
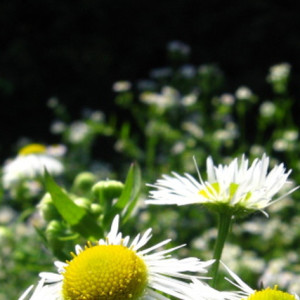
left=146, top=154, right=298, bottom=216
left=2, top=144, right=64, bottom=189
left=19, top=215, right=214, bottom=300
left=223, top=263, right=299, bottom=300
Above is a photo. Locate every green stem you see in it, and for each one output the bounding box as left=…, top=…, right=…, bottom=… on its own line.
left=211, top=212, right=232, bottom=288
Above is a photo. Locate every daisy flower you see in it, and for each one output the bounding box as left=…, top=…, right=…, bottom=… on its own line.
left=146, top=154, right=297, bottom=216
left=223, top=263, right=299, bottom=300
left=2, top=143, right=64, bottom=189
left=19, top=215, right=214, bottom=300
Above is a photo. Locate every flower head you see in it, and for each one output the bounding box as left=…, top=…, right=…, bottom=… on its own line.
left=146, top=154, right=297, bottom=217
left=2, top=143, right=64, bottom=189
left=20, top=215, right=213, bottom=300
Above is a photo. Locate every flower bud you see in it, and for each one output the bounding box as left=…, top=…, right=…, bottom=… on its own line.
left=73, top=172, right=96, bottom=195
left=46, top=220, right=68, bottom=259
left=74, top=197, right=90, bottom=210
left=90, top=203, right=103, bottom=215
left=38, top=193, right=60, bottom=221
left=92, top=180, right=124, bottom=202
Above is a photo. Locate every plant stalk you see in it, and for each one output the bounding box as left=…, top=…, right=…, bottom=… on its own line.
left=211, top=212, right=232, bottom=288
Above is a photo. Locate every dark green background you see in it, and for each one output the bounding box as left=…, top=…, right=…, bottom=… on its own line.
left=1, top=0, right=300, bottom=161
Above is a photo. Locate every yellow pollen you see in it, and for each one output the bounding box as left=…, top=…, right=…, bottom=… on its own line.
left=244, top=286, right=297, bottom=300
left=198, top=182, right=221, bottom=198
left=62, top=244, right=148, bottom=300
left=18, top=144, right=47, bottom=156
left=198, top=182, right=251, bottom=203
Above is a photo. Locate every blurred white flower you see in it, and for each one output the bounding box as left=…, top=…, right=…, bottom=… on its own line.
left=182, top=122, right=204, bottom=139
left=171, top=141, right=186, bottom=155
left=259, top=101, right=276, bottom=117
left=167, top=40, right=191, bottom=56
left=273, top=139, right=289, bottom=152
left=249, top=144, right=265, bottom=156
left=268, top=63, right=291, bottom=82
left=213, top=122, right=238, bottom=142
left=112, top=80, right=132, bottom=92
left=140, top=86, right=180, bottom=109
left=179, top=64, right=196, bottom=78
left=50, top=120, right=66, bottom=134
left=182, top=93, right=198, bottom=106
left=46, top=144, right=67, bottom=157
left=0, top=206, right=16, bottom=224
left=2, top=144, right=64, bottom=189
left=68, top=121, right=90, bottom=144
left=283, top=129, right=298, bottom=142
left=235, top=86, right=252, bottom=100
left=47, top=97, right=59, bottom=108
left=219, top=93, right=235, bottom=106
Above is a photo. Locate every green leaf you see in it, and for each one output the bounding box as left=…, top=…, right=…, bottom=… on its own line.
left=122, top=164, right=141, bottom=223
left=44, top=170, right=86, bottom=225
left=103, top=163, right=141, bottom=226
left=44, top=171, right=103, bottom=240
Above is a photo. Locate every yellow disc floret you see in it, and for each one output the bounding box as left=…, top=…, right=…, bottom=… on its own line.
left=245, top=286, right=297, bottom=300
left=62, top=244, right=148, bottom=300
left=198, top=182, right=251, bottom=203
left=18, top=144, right=47, bottom=156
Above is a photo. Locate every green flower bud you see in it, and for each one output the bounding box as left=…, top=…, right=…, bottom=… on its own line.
left=92, top=180, right=124, bottom=203
left=73, top=172, right=96, bottom=194
left=38, top=193, right=60, bottom=221
left=90, top=203, right=103, bottom=215
left=46, top=220, right=66, bottom=258
left=74, top=197, right=90, bottom=210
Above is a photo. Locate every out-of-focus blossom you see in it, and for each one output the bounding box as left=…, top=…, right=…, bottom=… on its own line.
left=167, top=40, right=191, bottom=56
left=50, top=120, right=66, bottom=134
left=112, top=80, right=132, bottom=92
left=179, top=64, right=197, bottom=78
left=67, top=121, right=91, bottom=144
left=267, top=63, right=291, bottom=82
left=2, top=144, right=64, bottom=189
left=182, top=93, right=198, bottom=106
left=219, top=93, right=235, bottom=106
left=259, top=101, right=276, bottom=117
left=140, top=86, right=180, bottom=109
left=235, top=86, right=253, bottom=100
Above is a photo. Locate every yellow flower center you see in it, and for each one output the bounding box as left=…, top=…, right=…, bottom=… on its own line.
left=62, top=244, right=148, bottom=300
left=198, top=182, right=251, bottom=203
left=245, top=286, right=296, bottom=300
left=18, top=144, right=47, bottom=156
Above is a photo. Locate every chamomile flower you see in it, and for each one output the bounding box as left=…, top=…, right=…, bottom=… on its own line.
left=223, top=263, right=299, bottom=300
left=146, top=154, right=297, bottom=216
left=2, top=143, right=64, bottom=189
left=20, top=215, right=214, bottom=300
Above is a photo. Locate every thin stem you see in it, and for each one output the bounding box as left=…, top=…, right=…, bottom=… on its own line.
left=211, top=212, right=233, bottom=288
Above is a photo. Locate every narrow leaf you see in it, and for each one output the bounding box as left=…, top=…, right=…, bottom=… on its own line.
left=103, top=163, right=141, bottom=226
left=44, top=171, right=86, bottom=225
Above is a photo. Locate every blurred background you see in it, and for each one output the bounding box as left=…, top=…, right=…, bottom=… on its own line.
left=1, top=0, right=300, bottom=161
